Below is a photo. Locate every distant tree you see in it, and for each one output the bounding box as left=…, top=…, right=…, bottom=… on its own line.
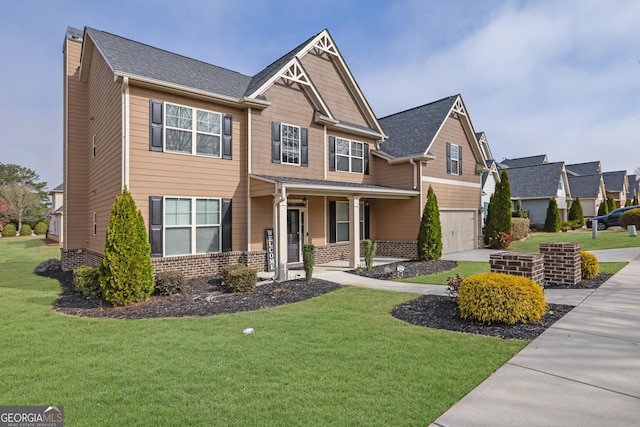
left=417, top=186, right=442, bottom=260
left=568, top=197, right=584, bottom=227
left=0, top=163, right=48, bottom=204
left=634, top=194, right=639, bottom=205
left=625, top=199, right=632, bottom=207
left=0, top=183, right=43, bottom=232
left=597, top=200, right=608, bottom=216
left=607, top=196, right=616, bottom=212
left=544, top=198, right=561, bottom=232
left=484, top=170, right=512, bottom=249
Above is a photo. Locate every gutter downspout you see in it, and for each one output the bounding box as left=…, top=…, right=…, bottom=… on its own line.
left=121, top=76, right=130, bottom=189
left=409, top=158, right=417, bottom=190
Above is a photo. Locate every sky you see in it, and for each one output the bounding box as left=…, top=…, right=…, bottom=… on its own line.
left=1, top=0, right=639, bottom=190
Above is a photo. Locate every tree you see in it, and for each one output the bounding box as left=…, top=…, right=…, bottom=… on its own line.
left=417, top=186, right=442, bottom=260
left=0, top=163, right=48, bottom=204
left=597, top=200, right=608, bottom=216
left=568, top=197, right=584, bottom=227
left=98, top=188, right=154, bottom=306
left=544, top=198, right=561, bottom=232
left=0, top=183, right=43, bottom=232
left=634, top=194, right=639, bottom=205
left=607, top=196, right=616, bottom=212
left=484, top=170, right=512, bottom=249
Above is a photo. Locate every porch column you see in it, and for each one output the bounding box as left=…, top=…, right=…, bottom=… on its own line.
left=349, top=196, right=360, bottom=268
left=274, top=188, right=288, bottom=281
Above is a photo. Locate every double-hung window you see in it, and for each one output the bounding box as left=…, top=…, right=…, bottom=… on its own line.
left=336, top=138, right=364, bottom=173
left=164, top=197, right=220, bottom=256
left=447, top=142, right=462, bottom=175
left=334, top=202, right=367, bottom=242
left=165, top=103, right=221, bottom=157
left=281, top=123, right=300, bottom=165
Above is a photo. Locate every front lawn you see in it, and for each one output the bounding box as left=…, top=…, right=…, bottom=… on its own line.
left=399, top=261, right=490, bottom=285
left=509, top=229, right=640, bottom=253
left=0, top=237, right=526, bottom=426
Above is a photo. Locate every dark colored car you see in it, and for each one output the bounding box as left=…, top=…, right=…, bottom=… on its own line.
left=587, top=205, right=640, bottom=230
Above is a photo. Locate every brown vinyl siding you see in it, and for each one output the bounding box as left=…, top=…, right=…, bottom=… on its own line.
left=249, top=196, right=272, bottom=251
left=249, top=178, right=275, bottom=198
left=422, top=182, right=480, bottom=210
left=305, top=196, right=326, bottom=245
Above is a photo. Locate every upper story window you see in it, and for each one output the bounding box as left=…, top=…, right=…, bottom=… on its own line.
left=336, top=138, right=364, bottom=173
left=281, top=124, right=300, bottom=165
left=165, top=103, right=221, bottom=157
left=271, top=122, right=308, bottom=167
left=446, top=142, right=462, bottom=176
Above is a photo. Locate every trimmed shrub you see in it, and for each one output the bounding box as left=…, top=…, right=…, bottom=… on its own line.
left=363, top=239, right=377, bottom=271
left=511, top=218, right=530, bottom=241
left=154, top=271, right=185, bottom=296
left=458, top=272, right=547, bottom=325
left=20, top=223, right=32, bottom=236
left=2, top=223, right=17, bottom=237
left=33, top=222, right=48, bottom=235
left=98, top=188, right=154, bottom=306
left=544, top=198, right=561, bottom=232
left=73, top=266, right=101, bottom=298
left=607, top=196, right=616, bottom=213
left=634, top=195, right=639, bottom=205
left=581, top=251, right=599, bottom=279
left=625, top=200, right=632, bottom=207
left=568, top=197, right=585, bottom=227
left=417, top=186, right=442, bottom=260
left=597, top=200, right=608, bottom=216
left=485, top=170, right=512, bottom=249
left=445, top=273, right=463, bottom=301
left=223, top=264, right=256, bottom=293
left=302, top=243, right=315, bottom=283
left=512, top=199, right=529, bottom=218
left=530, top=223, right=545, bottom=232
left=620, top=208, right=640, bottom=229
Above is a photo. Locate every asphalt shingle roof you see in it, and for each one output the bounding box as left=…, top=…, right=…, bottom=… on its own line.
left=566, top=161, right=601, bottom=176
left=51, top=183, right=63, bottom=192
left=567, top=175, right=602, bottom=199
left=255, top=175, right=414, bottom=193
left=602, top=171, right=626, bottom=192
left=501, top=155, right=547, bottom=168
left=377, top=95, right=458, bottom=158
left=503, top=162, right=565, bottom=199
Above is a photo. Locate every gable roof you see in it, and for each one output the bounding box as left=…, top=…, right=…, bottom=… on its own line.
left=50, top=183, right=63, bottom=192
left=567, top=175, right=604, bottom=199
left=504, top=162, right=567, bottom=199
left=501, top=154, right=548, bottom=168
left=475, top=131, right=493, bottom=162
left=602, top=170, right=627, bottom=192
left=566, top=161, right=601, bottom=176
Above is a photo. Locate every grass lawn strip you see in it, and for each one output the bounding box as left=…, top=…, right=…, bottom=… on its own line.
left=508, top=229, right=640, bottom=253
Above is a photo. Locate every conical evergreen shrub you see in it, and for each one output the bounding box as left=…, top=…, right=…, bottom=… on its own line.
left=597, top=200, right=608, bottom=216
left=484, top=170, right=512, bottom=249
left=568, top=197, right=584, bottom=227
left=607, top=196, right=616, bottom=213
left=544, top=198, right=561, bottom=232
left=99, top=187, right=154, bottom=306
left=417, top=186, right=442, bottom=261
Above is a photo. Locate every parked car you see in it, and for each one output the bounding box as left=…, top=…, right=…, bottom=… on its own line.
left=586, top=205, right=640, bottom=230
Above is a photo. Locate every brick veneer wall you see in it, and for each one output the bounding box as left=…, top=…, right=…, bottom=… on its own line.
left=489, top=252, right=545, bottom=286
left=372, top=240, right=417, bottom=259
left=539, top=242, right=581, bottom=286
left=61, top=248, right=103, bottom=271
left=314, top=242, right=351, bottom=265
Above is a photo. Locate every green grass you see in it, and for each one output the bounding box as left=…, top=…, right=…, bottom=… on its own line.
left=0, top=237, right=526, bottom=426
left=399, top=261, right=490, bottom=285
left=599, top=262, right=628, bottom=275
left=509, top=229, right=640, bottom=252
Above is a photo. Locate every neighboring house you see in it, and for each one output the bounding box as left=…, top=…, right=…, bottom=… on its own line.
left=567, top=174, right=606, bottom=218
left=566, top=161, right=602, bottom=177
left=476, top=132, right=499, bottom=228
left=627, top=174, right=638, bottom=201
left=500, top=162, right=571, bottom=224
left=47, top=183, right=64, bottom=243
left=376, top=95, right=486, bottom=253
left=602, top=171, right=628, bottom=208
left=62, top=27, right=483, bottom=279
left=501, top=154, right=548, bottom=168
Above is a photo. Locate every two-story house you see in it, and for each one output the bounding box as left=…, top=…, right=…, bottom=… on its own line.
left=62, top=26, right=484, bottom=280
left=47, top=183, right=64, bottom=243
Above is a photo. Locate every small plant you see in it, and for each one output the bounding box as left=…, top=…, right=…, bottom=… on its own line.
left=445, top=274, right=463, bottom=301
left=581, top=251, right=599, bottom=279
left=363, top=239, right=377, bottom=271
left=458, top=272, right=547, bottom=324
left=73, top=266, right=101, bottom=298
left=619, top=208, right=640, bottom=229
left=222, top=263, right=256, bottom=293
left=498, top=231, right=512, bottom=249
left=302, top=243, right=315, bottom=283
left=2, top=223, right=16, bottom=237
left=154, top=271, right=185, bottom=296
left=20, top=223, right=32, bottom=236
left=511, top=218, right=530, bottom=241
left=33, top=222, right=48, bottom=235
left=544, top=198, right=561, bottom=232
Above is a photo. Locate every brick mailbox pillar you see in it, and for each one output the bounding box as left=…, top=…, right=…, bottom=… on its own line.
left=489, top=252, right=545, bottom=286
left=539, top=242, right=581, bottom=286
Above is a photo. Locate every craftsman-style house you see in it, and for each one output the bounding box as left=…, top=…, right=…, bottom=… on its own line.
left=62, top=27, right=486, bottom=279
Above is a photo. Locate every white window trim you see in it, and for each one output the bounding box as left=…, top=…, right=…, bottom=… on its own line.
left=163, top=196, right=222, bottom=256
left=164, top=102, right=222, bottom=158
left=280, top=122, right=301, bottom=166
left=335, top=137, right=365, bottom=174
left=449, top=143, right=461, bottom=175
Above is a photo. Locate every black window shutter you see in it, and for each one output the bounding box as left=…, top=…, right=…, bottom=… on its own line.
left=364, top=203, right=370, bottom=240
left=363, top=144, right=370, bottom=175
left=150, top=100, right=163, bottom=152
left=329, top=201, right=336, bottom=243
left=329, top=136, right=336, bottom=171
left=458, top=146, right=462, bottom=175
left=446, top=142, right=451, bottom=174
left=301, top=127, right=308, bottom=167
left=272, top=122, right=281, bottom=164
left=149, top=196, right=163, bottom=257
left=222, top=114, right=232, bottom=160
left=222, top=198, right=232, bottom=252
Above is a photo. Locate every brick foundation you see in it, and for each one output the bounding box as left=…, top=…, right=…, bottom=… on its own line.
left=371, top=240, right=417, bottom=259
left=539, top=242, right=581, bottom=286
left=489, top=252, right=545, bottom=286
left=61, top=248, right=103, bottom=271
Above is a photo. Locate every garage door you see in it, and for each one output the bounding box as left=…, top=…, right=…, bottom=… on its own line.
left=440, top=210, right=476, bottom=254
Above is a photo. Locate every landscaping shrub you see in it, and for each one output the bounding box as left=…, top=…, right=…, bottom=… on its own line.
left=33, top=222, right=48, bottom=235
left=363, top=239, right=377, bottom=271
left=20, top=223, right=32, bottom=236
left=417, top=186, right=442, bottom=260
left=568, top=197, right=585, bottom=227
left=302, top=243, right=315, bottom=282
left=153, top=271, right=185, bottom=296
left=223, top=263, right=257, bottom=293
left=485, top=170, right=512, bottom=249
left=98, top=188, right=154, bottom=306
left=529, top=223, right=545, bottom=233
left=544, top=198, right=561, bottom=232
left=607, top=196, right=616, bottom=213
left=445, top=274, right=463, bottom=301
left=73, top=266, right=101, bottom=298
left=580, top=251, right=599, bottom=279
left=512, top=199, right=529, bottom=218
left=2, top=223, right=17, bottom=237
left=511, top=218, right=530, bottom=241
left=458, top=272, right=547, bottom=325
left=620, top=208, right=640, bottom=229
left=597, top=200, right=608, bottom=216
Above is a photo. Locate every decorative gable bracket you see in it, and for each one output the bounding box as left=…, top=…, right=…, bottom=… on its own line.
left=280, top=62, right=311, bottom=86
left=313, top=34, right=338, bottom=56
left=452, top=98, right=467, bottom=117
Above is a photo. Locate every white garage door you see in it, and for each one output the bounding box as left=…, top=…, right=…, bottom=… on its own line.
left=440, top=210, right=477, bottom=254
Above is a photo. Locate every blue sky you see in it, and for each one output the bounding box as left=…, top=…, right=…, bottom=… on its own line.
left=1, top=0, right=639, bottom=190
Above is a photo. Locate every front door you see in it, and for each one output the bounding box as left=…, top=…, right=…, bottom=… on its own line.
left=287, top=209, right=300, bottom=262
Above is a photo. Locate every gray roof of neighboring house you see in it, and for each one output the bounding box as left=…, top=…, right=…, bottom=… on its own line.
left=377, top=95, right=458, bottom=158
left=566, top=161, right=601, bottom=176
left=501, top=154, right=548, bottom=168
left=567, top=175, right=602, bottom=199
left=51, top=183, right=63, bottom=192
left=602, top=170, right=626, bottom=192
left=503, top=162, right=565, bottom=199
